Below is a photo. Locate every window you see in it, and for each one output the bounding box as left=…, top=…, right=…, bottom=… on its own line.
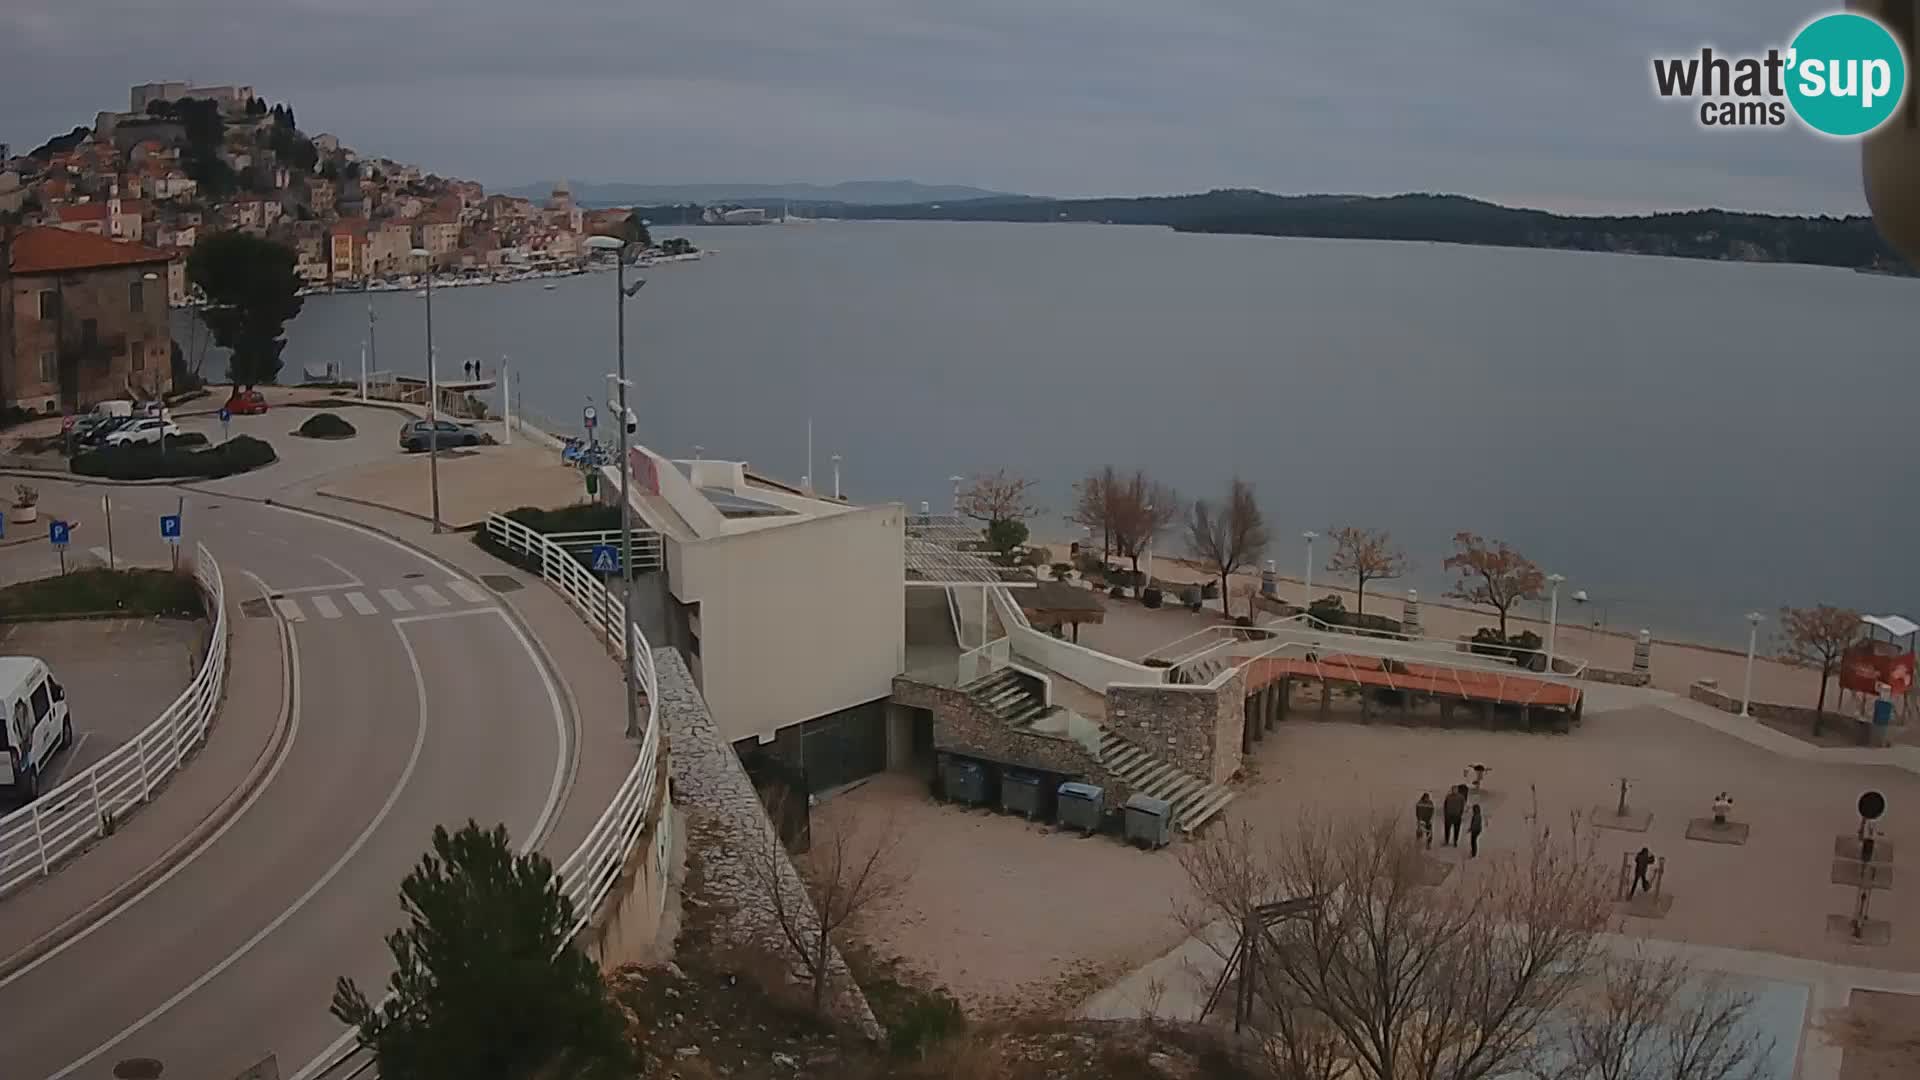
left=39, top=291, right=59, bottom=322
left=49, top=680, right=64, bottom=703
left=39, top=352, right=56, bottom=384
left=131, top=339, right=145, bottom=371
left=80, top=319, right=98, bottom=349
left=29, top=681, right=51, bottom=721
left=129, top=280, right=144, bottom=313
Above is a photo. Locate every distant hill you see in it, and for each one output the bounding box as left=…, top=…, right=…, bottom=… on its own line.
left=824, top=189, right=1911, bottom=274
left=504, top=179, right=1023, bottom=207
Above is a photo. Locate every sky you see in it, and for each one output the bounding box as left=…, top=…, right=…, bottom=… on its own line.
left=0, top=0, right=1880, bottom=215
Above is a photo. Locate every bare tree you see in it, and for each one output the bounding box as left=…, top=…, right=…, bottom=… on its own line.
left=1540, top=948, right=1770, bottom=1080
left=1444, top=531, right=1546, bottom=638
left=1187, top=476, right=1269, bottom=619
left=743, top=791, right=905, bottom=1014
left=1111, top=471, right=1183, bottom=581
left=1067, top=465, right=1119, bottom=560
left=1777, top=604, right=1861, bottom=735
left=1325, top=526, right=1410, bottom=617
left=957, top=468, right=1040, bottom=527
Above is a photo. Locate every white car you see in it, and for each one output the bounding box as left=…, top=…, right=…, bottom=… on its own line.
left=103, top=417, right=182, bottom=447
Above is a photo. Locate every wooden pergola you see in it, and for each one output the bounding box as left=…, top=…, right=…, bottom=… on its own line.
left=1018, top=581, right=1106, bottom=642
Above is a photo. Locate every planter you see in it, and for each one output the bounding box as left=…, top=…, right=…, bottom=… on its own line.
left=9, top=504, right=38, bottom=525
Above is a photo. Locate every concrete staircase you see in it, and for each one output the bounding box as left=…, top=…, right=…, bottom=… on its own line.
left=966, top=668, right=1052, bottom=726
left=1096, top=730, right=1236, bottom=832
left=1171, top=656, right=1228, bottom=685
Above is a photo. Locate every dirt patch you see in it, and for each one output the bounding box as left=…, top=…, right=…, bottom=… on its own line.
left=1827, top=991, right=1920, bottom=1080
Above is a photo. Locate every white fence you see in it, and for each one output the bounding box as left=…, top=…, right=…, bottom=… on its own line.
left=0, top=543, right=228, bottom=898
left=482, top=512, right=663, bottom=937
left=542, top=529, right=664, bottom=574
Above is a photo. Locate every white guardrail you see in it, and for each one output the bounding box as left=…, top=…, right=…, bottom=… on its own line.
left=0, top=542, right=227, bottom=898
left=483, top=512, right=662, bottom=937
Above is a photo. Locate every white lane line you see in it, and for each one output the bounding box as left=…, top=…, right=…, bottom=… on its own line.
left=446, top=578, right=488, bottom=604
left=2, top=571, right=302, bottom=990
left=314, top=554, right=363, bottom=586
left=392, top=607, right=502, bottom=626
left=308, top=595, right=342, bottom=620
left=273, top=597, right=305, bottom=622
left=51, top=611, right=430, bottom=1080
left=379, top=588, right=413, bottom=612
left=412, top=583, right=450, bottom=608
left=42, top=732, right=92, bottom=790
left=344, top=591, right=378, bottom=616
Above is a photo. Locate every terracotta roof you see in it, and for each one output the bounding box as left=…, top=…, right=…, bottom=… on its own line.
left=56, top=202, right=110, bottom=222
left=7, top=226, right=174, bottom=274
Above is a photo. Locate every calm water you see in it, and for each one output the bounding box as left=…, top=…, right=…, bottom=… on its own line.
left=206, top=221, right=1919, bottom=646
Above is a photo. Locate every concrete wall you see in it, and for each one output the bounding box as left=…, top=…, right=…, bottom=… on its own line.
left=1106, top=671, right=1245, bottom=785
left=1688, top=681, right=1834, bottom=730
left=580, top=785, right=678, bottom=971
left=667, top=504, right=905, bottom=744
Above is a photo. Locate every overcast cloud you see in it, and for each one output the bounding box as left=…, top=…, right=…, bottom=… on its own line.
left=0, top=0, right=1874, bottom=214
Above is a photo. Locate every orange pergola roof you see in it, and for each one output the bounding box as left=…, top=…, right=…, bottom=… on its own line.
left=1245, top=653, right=1581, bottom=710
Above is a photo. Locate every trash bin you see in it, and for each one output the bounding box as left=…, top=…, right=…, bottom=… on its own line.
left=1057, top=781, right=1104, bottom=835
left=1124, top=794, right=1173, bottom=849
left=944, top=758, right=989, bottom=806
left=1001, top=770, right=1044, bottom=819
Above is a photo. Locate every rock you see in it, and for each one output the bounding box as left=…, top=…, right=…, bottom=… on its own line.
left=771, top=1052, right=799, bottom=1069
left=666, top=962, right=687, bottom=979
left=675, top=1045, right=702, bottom=1060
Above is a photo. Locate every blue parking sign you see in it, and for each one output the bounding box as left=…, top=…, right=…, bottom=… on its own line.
left=219, top=407, right=232, bottom=423
left=161, top=514, right=183, bottom=541
left=49, top=520, right=70, bottom=547
left=589, top=544, right=619, bottom=574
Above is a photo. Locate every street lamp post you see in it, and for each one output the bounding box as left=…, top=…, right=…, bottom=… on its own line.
left=1302, top=531, right=1318, bottom=604
left=585, top=235, right=646, bottom=739
left=409, top=249, right=442, bottom=532
left=1545, top=573, right=1567, bottom=673
left=1741, top=611, right=1765, bottom=717
left=949, top=475, right=964, bottom=515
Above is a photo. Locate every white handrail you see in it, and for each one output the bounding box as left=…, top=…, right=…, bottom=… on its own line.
left=0, top=543, right=228, bottom=898
left=482, top=512, right=662, bottom=937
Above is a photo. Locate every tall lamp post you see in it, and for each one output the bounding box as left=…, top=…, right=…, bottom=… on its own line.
left=1545, top=573, right=1567, bottom=673
left=409, top=249, right=442, bottom=532
left=1301, top=531, right=1318, bottom=604
left=1741, top=612, right=1765, bottom=717
left=585, top=234, right=646, bottom=739
left=949, top=475, right=964, bottom=516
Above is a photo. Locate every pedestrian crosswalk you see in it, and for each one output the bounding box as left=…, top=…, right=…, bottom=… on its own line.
left=270, top=581, right=492, bottom=622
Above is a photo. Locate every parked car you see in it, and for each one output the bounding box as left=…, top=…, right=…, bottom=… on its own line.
left=0, top=656, right=73, bottom=805
left=103, top=418, right=182, bottom=447
left=77, top=416, right=135, bottom=447
left=398, top=418, right=480, bottom=452
left=224, top=390, right=269, bottom=415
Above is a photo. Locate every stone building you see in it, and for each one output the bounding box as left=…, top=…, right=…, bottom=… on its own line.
left=0, top=226, right=175, bottom=412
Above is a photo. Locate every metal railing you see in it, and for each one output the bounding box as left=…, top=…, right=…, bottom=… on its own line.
left=540, top=529, right=664, bottom=573
left=0, top=543, right=228, bottom=898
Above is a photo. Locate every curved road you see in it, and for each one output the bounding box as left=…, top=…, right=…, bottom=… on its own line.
left=0, top=490, right=573, bottom=1079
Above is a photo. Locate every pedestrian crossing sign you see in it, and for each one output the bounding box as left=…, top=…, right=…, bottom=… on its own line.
left=590, top=544, right=619, bottom=574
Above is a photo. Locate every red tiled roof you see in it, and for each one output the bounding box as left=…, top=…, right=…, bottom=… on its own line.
left=7, top=226, right=174, bottom=274
left=56, top=202, right=110, bottom=222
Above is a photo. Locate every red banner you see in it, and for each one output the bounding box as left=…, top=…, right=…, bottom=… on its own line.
left=1840, top=642, right=1916, bottom=695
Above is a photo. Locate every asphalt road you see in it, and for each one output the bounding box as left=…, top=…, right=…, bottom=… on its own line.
left=0, top=483, right=573, bottom=1079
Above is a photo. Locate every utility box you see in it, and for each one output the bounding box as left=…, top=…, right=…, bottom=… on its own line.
left=1124, top=794, right=1174, bottom=849
left=1001, top=770, right=1045, bottom=819
left=1057, top=781, right=1104, bottom=835
left=944, top=758, right=989, bottom=807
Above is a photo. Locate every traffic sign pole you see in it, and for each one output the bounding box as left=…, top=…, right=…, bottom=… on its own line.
left=103, top=494, right=115, bottom=572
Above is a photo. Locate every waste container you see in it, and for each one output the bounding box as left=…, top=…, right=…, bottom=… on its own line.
left=1124, top=794, right=1173, bottom=849
left=1057, top=781, right=1104, bottom=835
left=1001, top=770, right=1044, bottom=819
left=944, top=758, right=989, bottom=806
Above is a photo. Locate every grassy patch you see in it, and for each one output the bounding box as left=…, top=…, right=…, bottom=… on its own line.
left=0, top=568, right=204, bottom=620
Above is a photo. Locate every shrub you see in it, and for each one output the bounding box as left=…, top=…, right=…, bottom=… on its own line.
left=472, top=503, right=641, bottom=577
left=1050, top=562, right=1072, bottom=581
left=295, top=412, right=357, bottom=439
left=72, top=435, right=278, bottom=481
left=1072, top=552, right=1105, bottom=576
left=1109, top=585, right=1127, bottom=599
left=1469, top=627, right=1545, bottom=666
left=885, top=992, right=967, bottom=1058
left=1141, top=587, right=1163, bottom=609
left=0, top=568, right=204, bottom=619
left=1308, top=594, right=1347, bottom=624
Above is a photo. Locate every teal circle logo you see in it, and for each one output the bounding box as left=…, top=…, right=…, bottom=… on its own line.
left=1786, top=12, right=1908, bottom=137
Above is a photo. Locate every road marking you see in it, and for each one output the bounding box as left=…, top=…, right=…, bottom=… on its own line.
left=446, top=578, right=488, bottom=604
left=315, top=554, right=362, bottom=586
left=412, top=583, right=451, bottom=608
left=344, top=591, right=378, bottom=616
left=272, top=597, right=305, bottom=622
left=308, top=594, right=341, bottom=620
left=41, top=732, right=91, bottom=790
left=1, top=571, right=302, bottom=990
left=50, top=608, right=430, bottom=1080
left=379, top=588, right=413, bottom=612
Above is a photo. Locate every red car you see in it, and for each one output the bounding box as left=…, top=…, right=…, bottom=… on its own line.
left=224, top=390, right=269, bottom=415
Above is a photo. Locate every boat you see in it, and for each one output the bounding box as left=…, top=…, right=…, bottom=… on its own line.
left=543, top=283, right=558, bottom=290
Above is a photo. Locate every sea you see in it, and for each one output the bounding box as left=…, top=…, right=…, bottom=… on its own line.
left=180, top=220, right=1920, bottom=648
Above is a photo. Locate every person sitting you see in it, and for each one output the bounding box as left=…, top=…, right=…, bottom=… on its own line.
left=1712, top=792, right=1733, bottom=826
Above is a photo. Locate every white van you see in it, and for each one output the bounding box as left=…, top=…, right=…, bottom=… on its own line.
left=0, top=658, right=72, bottom=804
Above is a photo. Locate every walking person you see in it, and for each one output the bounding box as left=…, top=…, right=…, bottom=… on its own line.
left=1415, top=792, right=1435, bottom=848
left=1467, top=803, right=1484, bottom=858
left=1441, top=786, right=1465, bottom=847
left=1632, top=847, right=1655, bottom=895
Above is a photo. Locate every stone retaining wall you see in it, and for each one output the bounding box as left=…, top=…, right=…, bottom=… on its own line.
left=1108, top=671, right=1244, bottom=785
left=891, top=676, right=1132, bottom=802
left=1688, top=681, right=1825, bottom=727
left=1583, top=667, right=1652, bottom=687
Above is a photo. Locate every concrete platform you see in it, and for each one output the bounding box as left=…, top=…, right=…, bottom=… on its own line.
left=317, top=442, right=590, bottom=529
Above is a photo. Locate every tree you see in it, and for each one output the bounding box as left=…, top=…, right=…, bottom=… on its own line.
left=1186, top=476, right=1268, bottom=619
left=187, top=231, right=305, bottom=389
left=985, top=517, right=1030, bottom=560
left=1325, top=526, right=1409, bottom=617
left=330, top=821, right=632, bottom=1080
left=1178, top=815, right=1764, bottom=1080
left=1444, top=532, right=1545, bottom=638
left=1067, top=465, right=1120, bottom=560
left=1110, top=471, right=1182, bottom=580
left=145, top=98, right=175, bottom=118
left=1777, top=605, right=1861, bottom=735
left=621, top=211, right=651, bottom=248
left=958, top=468, right=1040, bottom=527
left=745, top=792, right=904, bottom=1014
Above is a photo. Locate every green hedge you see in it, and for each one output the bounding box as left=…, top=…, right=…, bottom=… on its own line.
left=72, top=435, right=276, bottom=481
left=295, top=412, right=357, bottom=438
left=471, top=503, right=632, bottom=575
left=0, top=568, right=204, bottom=619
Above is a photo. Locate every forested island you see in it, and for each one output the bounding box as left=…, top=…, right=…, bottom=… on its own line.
left=808, top=191, right=1909, bottom=274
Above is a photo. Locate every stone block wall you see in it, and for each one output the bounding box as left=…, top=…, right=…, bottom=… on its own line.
left=891, top=676, right=1122, bottom=796
left=1583, top=667, right=1652, bottom=688
left=1688, top=681, right=1825, bottom=727
left=1107, top=669, right=1244, bottom=785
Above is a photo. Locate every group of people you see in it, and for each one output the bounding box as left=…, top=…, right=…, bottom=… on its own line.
left=460, top=360, right=485, bottom=381
left=1414, top=785, right=1484, bottom=857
